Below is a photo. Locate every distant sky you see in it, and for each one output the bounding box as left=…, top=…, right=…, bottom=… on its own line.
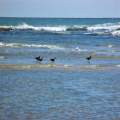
left=0, top=0, right=120, bottom=18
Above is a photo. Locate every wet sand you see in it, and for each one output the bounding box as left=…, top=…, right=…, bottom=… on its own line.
left=0, top=63, right=120, bottom=71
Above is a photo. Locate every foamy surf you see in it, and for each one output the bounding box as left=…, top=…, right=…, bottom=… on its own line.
left=87, top=22, right=120, bottom=32
left=73, top=47, right=88, bottom=52
left=0, top=23, right=87, bottom=32
left=116, top=64, right=120, bottom=67
left=111, top=30, right=120, bottom=36
left=0, top=23, right=67, bottom=32
left=0, top=22, right=120, bottom=36
left=0, top=42, right=65, bottom=50
left=0, top=42, right=92, bottom=52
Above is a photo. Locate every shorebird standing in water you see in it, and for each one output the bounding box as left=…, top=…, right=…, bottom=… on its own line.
left=35, top=56, right=44, bottom=63
left=86, top=55, right=92, bottom=64
left=50, top=57, right=56, bottom=63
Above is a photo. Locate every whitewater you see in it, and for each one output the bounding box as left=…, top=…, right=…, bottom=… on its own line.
left=0, top=22, right=120, bottom=36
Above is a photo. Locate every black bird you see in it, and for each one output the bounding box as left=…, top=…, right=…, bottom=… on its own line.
left=50, top=57, right=56, bottom=63
left=86, top=55, right=92, bottom=64
left=35, top=56, right=43, bottom=63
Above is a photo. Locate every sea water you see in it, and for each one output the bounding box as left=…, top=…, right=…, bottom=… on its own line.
left=0, top=18, right=120, bottom=120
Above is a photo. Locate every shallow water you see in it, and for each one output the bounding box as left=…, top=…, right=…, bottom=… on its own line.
left=0, top=69, right=120, bottom=120
left=0, top=18, right=120, bottom=120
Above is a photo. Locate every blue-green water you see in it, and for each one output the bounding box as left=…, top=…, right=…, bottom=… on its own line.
left=0, top=18, right=120, bottom=120
left=0, top=18, right=120, bottom=65
left=0, top=69, right=120, bottom=120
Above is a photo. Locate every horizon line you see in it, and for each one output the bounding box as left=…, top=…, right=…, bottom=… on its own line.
left=0, top=16, right=120, bottom=19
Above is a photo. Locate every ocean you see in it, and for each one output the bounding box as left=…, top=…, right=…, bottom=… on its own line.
left=0, top=17, right=120, bottom=120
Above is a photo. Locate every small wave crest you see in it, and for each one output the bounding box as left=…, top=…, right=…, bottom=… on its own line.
left=0, top=42, right=90, bottom=53
left=73, top=46, right=88, bottom=52
left=66, top=25, right=87, bottom=31
left=0, top=42, right=65, bottom=50
left=111, top=30, right=120, bottom=36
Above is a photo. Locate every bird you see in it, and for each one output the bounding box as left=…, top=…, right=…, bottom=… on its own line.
left=86, top=55, right=92, bottom=64
left=35, top=56, right=43, bottom=63
left=50, top=57, right=56, bottom=63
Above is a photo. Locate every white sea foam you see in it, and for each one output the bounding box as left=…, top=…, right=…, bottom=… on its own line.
left=0, top=42, right=90, bottom=53
left=116, top=64, right=120, bottom=67
left=74, top=47, right=88, bottom=52
left=0, top=56, right=5, bottom=59
left=108, top=44, right=113, bottom=48
left=111, top=30, right=120, bottom=36
left=0, top=23, right=87, bottom=32
left=0, top=23, right=67, bottom=32
left=86, top=22, right=120, bottom=37
left=1, top=22, right=120, bottom=36
left=14, top=23, right=33, bottom=30
left=0, top=42, right=65, bottom=50
left=87, top=22, right=120, bottom=32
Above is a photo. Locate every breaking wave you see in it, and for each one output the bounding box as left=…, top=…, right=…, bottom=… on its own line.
left=0, top=22, right=120, bottom=36
left=0, top=42, right=65, bottom=50
left=87, top=22, right=120, bottom=32
left=0, top=23, right=87, bottom=32
left=0, top=42, right=90, bottom=52
left=111, top=30, right=120, bottom=36
left=0, top=23, right=67, bottom=32
left=87, top=22, right=120, bottom=36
